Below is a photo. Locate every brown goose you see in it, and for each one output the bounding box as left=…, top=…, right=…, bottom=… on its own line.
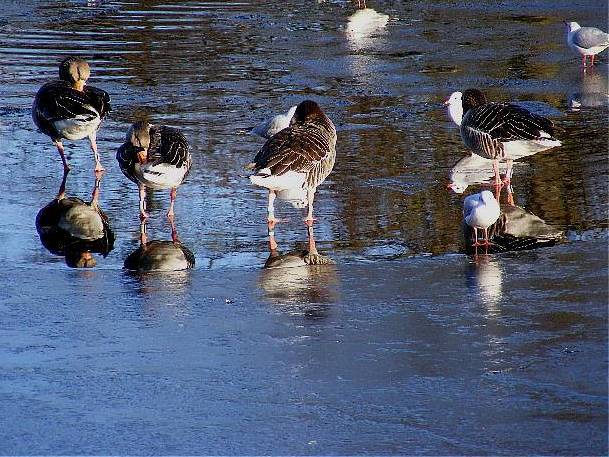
left=247, top=100, right=336, bottom=265
left=32, top=57, right=111, bottom=173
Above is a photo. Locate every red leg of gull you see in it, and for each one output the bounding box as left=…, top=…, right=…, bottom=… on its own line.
left=54, top=140, right=70, bottom=172
left=89, top=133, right=105, bottom=175
left=472, top=227, right=481, bottom=247
left=167, top=187, right=177, bottom=220
left=483, top=227, right=491, bottom=247
left=591, top=54, right=595, bottom=66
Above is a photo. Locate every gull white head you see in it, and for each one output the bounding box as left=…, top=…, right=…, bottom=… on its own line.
left=445, top=91, right=463, bottom=126
left=564, top=21, right=581, bottom=33
left=447, top=180, right=468, bottom=194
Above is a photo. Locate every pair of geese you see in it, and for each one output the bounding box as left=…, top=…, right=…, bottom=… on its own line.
left=32, top=35, right=597, bottom=256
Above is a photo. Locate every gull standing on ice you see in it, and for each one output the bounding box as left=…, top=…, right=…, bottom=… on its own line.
left=117, top=121, right=191, bottom=221
left=32, top=57, right=111, bottom=173
left=247, top=100, right=337, bottom=265
left=565, top=21, right=609, bottom=67
left=463, top=190, right=501, bottom=248
left=445, top=89, right=561, bottom=187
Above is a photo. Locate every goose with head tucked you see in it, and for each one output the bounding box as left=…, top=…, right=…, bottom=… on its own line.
left=445, top=89, right=561, bottom=188
left=32, top=57, right=111, bottom=174
left=247, top=100, right=337, bottom=265
left=117, top=121, right=191, bottom=221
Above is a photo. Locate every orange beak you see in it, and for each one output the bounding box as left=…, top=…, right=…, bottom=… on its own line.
left=137, top=150, right=148, bottom=164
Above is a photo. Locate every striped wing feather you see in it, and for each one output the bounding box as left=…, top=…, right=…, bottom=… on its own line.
left=461, top=103, right=556, bottom=159
left=252, top=123, right=332, bottom=176
left=149, top=126, right=191, bottom=168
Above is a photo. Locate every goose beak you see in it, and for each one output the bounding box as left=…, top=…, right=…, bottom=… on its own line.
left=136, top=149, right=148, bottom=164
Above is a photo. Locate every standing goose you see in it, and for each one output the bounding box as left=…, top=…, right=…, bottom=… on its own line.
left=116, top=121, right=191, bottom=221
left=463, top=190, right=501, bottom=248
left=247, top=100, right=337, bottom=265
left=32, top=57, right=111, bottom=173
left=445, top=89, right=561, bottom=187
left=565, top=21, right=609, bottom=67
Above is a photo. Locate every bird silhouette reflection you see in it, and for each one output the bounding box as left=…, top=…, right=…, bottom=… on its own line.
left=124, top=218, right=195, bottom=272
left=464, top=204, right=563, bottom=256
left=36, top=170, right=114, bottom=268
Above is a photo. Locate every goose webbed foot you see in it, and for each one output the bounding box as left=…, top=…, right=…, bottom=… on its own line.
left=304, top=252, right=335, bottom=266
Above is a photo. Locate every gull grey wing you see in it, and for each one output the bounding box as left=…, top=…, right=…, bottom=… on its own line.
left=573, top=27, right=609, bottom=49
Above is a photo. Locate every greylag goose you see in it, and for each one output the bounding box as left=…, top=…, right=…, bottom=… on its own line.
left=116, top=121, right=192, bottom=221
left=32, top=57, right=111, bottom=173
left=445, top=88, right=561, bottom=187
left=565, top=22, right=609, bottom=67
left=251, top=105, right=297, bottom=139
left=36, top=170, right=115, bottom=268
left=463, top=190, right=501, bottom=248
left=247, top=100, right=336, bottom=265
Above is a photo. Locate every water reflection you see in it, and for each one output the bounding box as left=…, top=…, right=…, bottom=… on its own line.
left=465, top=256, right=503, bottom=312
left=259, top=250, right=340, bottom=313
left=464, top=204, right=564, bottom=255
left=568, top=67, right=609, bottom=111
left=35, top=170, right=115, bottom=268
left=346, top=8, right=389, bottom=47
left=124, top=218, right=195, bottom=272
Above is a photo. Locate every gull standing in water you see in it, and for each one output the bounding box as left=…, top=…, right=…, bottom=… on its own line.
left=565, top=21, right=609, bottom=67
left=32, top=57, right=111, bottom=174
left=247, top=100, right=337, bottom=265
left=117, top=121, right=192, bottom=221
left=463, top=190, right=501, bottom=248
left=445, top=89, right=561, bottom=188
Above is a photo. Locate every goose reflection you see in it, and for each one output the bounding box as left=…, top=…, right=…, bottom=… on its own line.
left=568, top=67, right=609, bottom=110
left=124, top=218, right=195, bottom=272
left=259, top=250, right=339, bottom=316
left=36, top=170, right=114, bottom=268
left=464, top=204, right=563, bottom=255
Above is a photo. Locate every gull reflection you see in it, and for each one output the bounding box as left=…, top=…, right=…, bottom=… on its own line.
left=346, top=8, right=389, bottom=48
left=464, top=204, right=563, bottom=255
left=124, top=218, right=195, bottom=272
left=466, top=256, right=503, bottom=313
left=568, top=67, right=609, bottom=110
left=448, top=154, right=508, bottom=194
left=259, top=250, right=340, bottom=317
left=36, top=170, right=114, bottom=268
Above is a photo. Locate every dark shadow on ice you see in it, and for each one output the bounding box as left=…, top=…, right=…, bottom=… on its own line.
left=464, top=204, right=564, bottom=255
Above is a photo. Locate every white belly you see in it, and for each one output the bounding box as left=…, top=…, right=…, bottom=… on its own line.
left=54, top=114, right=101, bottom=140
left=134, top=163, right=188, bottom=189
left=466, top=205, right=500, bottom=230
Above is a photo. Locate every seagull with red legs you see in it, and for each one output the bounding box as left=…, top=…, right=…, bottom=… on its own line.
left=463, top=190, right=501, bottom=249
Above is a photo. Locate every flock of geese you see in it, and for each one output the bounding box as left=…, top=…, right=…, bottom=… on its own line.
left=30, top=5, right=609, bottom=269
